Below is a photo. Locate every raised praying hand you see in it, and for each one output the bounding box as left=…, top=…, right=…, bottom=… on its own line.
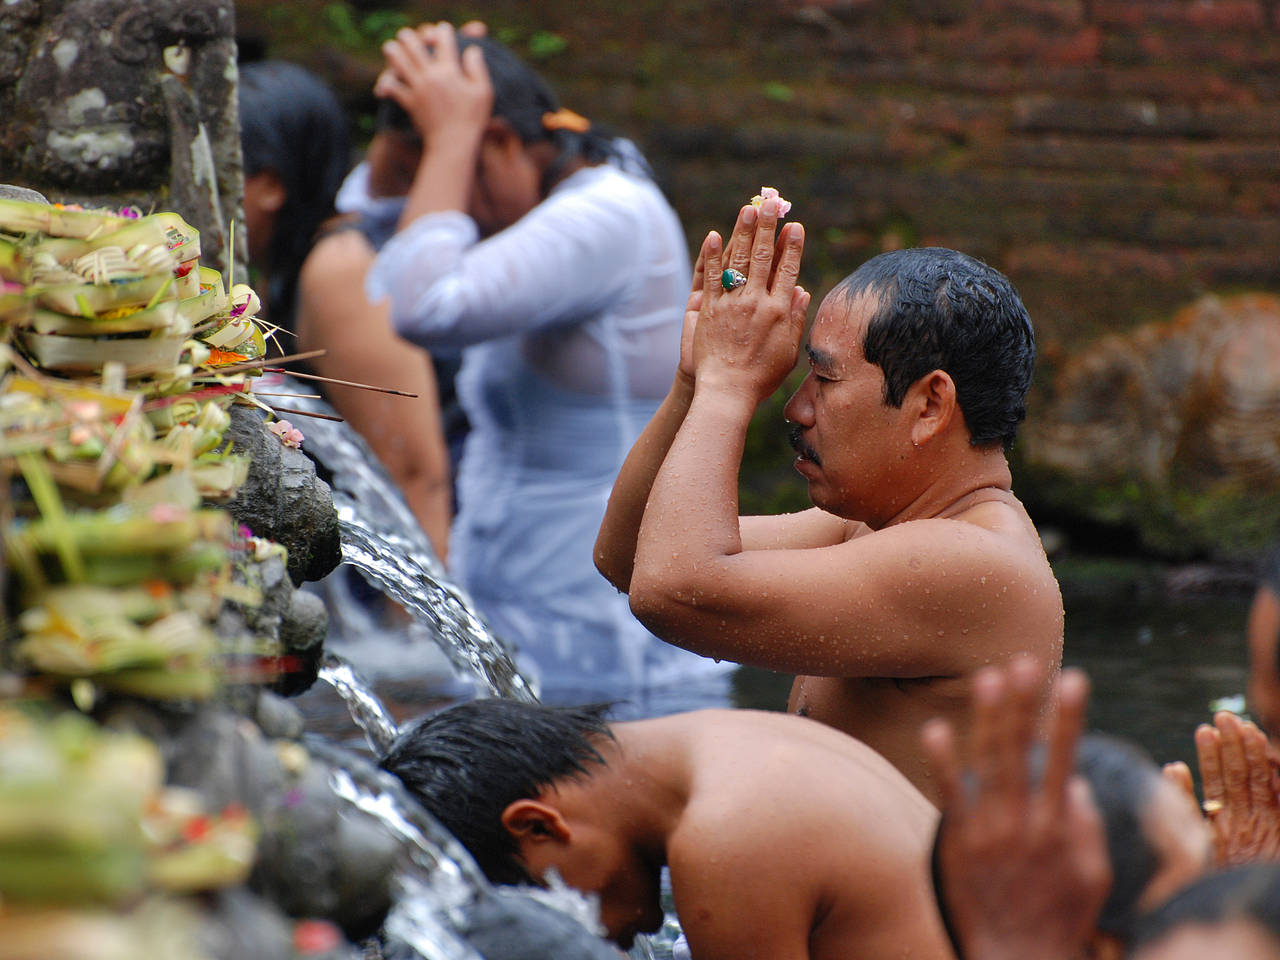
left=922, top=657, right=1111, bottom=960
left=1163, top=710, right=1280, bottom=869
left=684, top=195, right=808, bottom=405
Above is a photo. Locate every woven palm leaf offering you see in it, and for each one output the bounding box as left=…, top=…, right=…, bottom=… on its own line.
left=0, top=193, right=331, bottom=704
left=0, top=196, right=274, bottom=497
left=4, top=206, right=192, bottom=378
left=0, top=706, right=257, bottom=906
left=3, top=453, right=242, bottom=703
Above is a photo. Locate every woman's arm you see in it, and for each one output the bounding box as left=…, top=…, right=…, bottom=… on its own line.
left=298, top=229, right=453, bottom=560
left=366, top=174, right=647, bottom=351
left=374, top=23, right=490, bottom=228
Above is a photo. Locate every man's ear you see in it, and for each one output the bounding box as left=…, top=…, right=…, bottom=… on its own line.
left=909, top=369, right=958, bottom=447
left=501, top=798, right=572, bottom=844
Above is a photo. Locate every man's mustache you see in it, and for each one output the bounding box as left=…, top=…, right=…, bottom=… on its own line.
left=788, top=424, right=821, bottom=467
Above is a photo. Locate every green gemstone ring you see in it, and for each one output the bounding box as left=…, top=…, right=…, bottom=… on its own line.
left=721, top=268, right=747, bottom=292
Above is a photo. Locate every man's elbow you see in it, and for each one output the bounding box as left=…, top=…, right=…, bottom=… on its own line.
left=627, top=572, right=694, bottom=640
left=593, top=542, right=630, bottom=594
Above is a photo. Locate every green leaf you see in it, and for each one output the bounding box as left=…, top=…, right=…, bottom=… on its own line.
left=528, top=31, right=568, bottom=61
left=763, top=82, right=795, bottom=102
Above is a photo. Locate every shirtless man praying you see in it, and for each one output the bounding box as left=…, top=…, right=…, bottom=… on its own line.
left=594, top=196, right=1063, bottom=803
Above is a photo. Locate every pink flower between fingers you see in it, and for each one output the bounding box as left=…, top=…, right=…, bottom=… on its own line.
left=751, top=186, right=792, bottom=218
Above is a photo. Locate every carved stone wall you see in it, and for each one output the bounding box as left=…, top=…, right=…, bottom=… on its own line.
left=0, top=0, right=244, bottom=276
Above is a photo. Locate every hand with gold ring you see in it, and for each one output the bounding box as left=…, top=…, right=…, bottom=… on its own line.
left=1166, top=711, right=1280, bottom=868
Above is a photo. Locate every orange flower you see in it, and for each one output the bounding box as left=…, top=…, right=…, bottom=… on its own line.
left=207, top=349, right=249, bottom=366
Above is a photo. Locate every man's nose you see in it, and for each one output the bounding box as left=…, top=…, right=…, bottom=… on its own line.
left=783, top=376, right=814, bottom=425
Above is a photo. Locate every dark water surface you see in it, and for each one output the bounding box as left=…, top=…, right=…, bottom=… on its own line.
left=1057, top=567, right=1253, bottom=773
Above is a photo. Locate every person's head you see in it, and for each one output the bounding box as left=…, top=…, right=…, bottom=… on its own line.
left=784, top=248, right=1035, bottom=521
left=1131, top=865, right=1280, bottom=960
left=1075, top=735, right=1211, bottom=952
left=381, top=699, right=665, bottom=948
left=238, top=60, right=351, bottom=327
left=376, top=31, right=632, bottom=237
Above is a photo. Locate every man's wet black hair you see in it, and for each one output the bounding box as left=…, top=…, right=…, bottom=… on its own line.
left=1132, top=863, right=1280, bottom=954
left=380, top=699, right=614, bottom=886
left=832, top=247, right=1035, bottom=450
left=238, top=60, right=351, bottom=331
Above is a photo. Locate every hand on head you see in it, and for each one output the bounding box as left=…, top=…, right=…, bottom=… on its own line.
left=922, top=656, right=1111, bottom=960
left=1163, top=710, right=1280, bottom=869
left=680, top=197, right=807, bottom=401
left=375, top=21, right=493, bottom=148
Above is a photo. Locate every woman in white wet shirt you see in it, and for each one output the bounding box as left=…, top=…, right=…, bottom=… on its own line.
left=364, top=23, right=730, bottom=715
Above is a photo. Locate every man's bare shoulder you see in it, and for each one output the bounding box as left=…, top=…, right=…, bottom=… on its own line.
left=675, top=710, right=935, bottom=823
left=846, top=493, right=1053, bottom=577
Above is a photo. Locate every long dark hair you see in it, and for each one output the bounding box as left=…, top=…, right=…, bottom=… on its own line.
left=238, top=60, right=351, bottom=331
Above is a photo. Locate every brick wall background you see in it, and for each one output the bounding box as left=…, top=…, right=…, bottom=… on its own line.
left=240, top=0, right=1280, bottom=551
left=247, top=0, right=1280, bottom=370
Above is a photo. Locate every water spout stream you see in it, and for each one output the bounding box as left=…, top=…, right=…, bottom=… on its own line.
left=275, top=380, right=537, bottom=702
left=318, top=654, right=400, bottom=756
left=306, top=738, right=489, bottom=960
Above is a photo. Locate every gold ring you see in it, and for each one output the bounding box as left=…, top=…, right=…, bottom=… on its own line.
left=1202, top=799, right=1224, bottom=815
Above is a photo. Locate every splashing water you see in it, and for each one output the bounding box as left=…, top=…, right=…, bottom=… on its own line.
left=275, top=379, right=537, bottom=702
left=317, top=654, right=400, bottom=756
left=308, top=738, right=489, bottom=960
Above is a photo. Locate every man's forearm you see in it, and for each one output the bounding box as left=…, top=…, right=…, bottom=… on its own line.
left=595, top=374, right=695, bottom=591
left=628, top=377, right=757, bottom=629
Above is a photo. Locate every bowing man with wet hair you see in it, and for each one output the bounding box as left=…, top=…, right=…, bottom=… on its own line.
left=596, top=208, right=1063, bottom=802
left=382, top=699, right=954, bottom=960
left=364, top=22, right=730, bottom=714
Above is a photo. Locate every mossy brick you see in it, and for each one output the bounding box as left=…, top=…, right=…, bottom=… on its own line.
left=1091, top=0, right=1265, bottom=29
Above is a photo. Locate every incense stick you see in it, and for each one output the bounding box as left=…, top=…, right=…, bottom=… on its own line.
left=263, top=367, right=419, bottom=398
left=253, top=391, right=323, bottom=400
left=267, top=406, right=344, bottom=422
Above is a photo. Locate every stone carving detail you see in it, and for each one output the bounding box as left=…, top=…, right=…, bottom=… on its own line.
left=1022, top=293, right=1280, bottom=556
left=0, top=0, right=243, bottom=276
left=1026, top=293, right=1280, bottom=490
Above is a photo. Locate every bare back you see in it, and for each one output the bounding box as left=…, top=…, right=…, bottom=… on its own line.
left=655, top=710, right=951, bottom=960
